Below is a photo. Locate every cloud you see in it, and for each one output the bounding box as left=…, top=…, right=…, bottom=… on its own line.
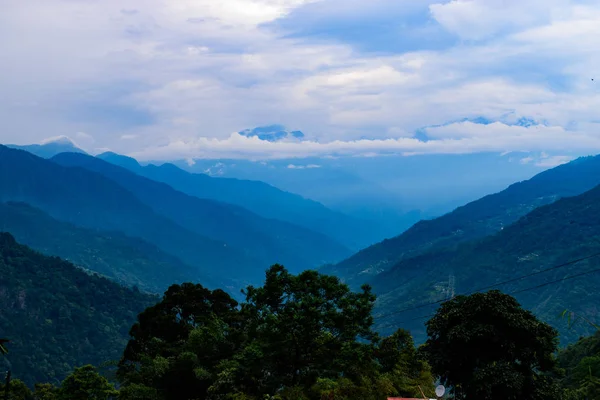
left=429, top=0, right=568, bottom=40
left=287, top=163, right=321, bottom=169
left=1, top=0, right=600, bottom=161
left=185, top=157, right=196, bottom=166
left=129, top=121, right=600, bottom=161
left=535, top=155, right=573, bottom=167
left=40, top=135, right=78, bottom=145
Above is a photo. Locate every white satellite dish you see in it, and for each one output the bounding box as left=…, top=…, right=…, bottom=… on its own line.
left=435, top=385, right=445, bottom=397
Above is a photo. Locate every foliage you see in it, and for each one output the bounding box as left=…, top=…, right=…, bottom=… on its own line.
left=117, top=265, right=435, bottom=400
left=58, top=365, right=118, bottom=400
left=33, top=383, right=59, bottom=400
left=0, top=378, right=33, bottom=400
left=422, top=290, right=561, bottom=400
left=557, top=331, right=600, bottom=398
left=0, top=232, right=156, bottom=386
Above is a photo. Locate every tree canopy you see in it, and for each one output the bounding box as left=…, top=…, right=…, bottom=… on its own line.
left=117, top=265, right=435, bottom=400
left=422, top=290, right=561, bottom=399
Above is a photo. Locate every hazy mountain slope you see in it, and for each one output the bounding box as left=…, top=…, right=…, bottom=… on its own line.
left=0, top=232, right=157, bottom=386
left=7, top=136, right=87, bottom=158
left=325, top=155, right=600, bottom=287
left=52, top=152, right=350, bottom=273
left=98, top=152, right=382, bottom=250
left=175, top=157, right=422, bottom=239
left=370, top=183, right=600, bottom=345
left=0, top=146, right=258, bottom=284
left=0, top=201, right=213, bottom=293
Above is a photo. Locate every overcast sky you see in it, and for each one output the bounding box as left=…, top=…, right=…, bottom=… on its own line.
left=1, top=0, right=600, bottom=162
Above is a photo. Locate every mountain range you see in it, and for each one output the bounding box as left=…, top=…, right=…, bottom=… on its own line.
left=0, top=201, right=210, bottom=293
left=370, top=177, right=600, bottom=344
left=51, top=152, right=350, bottom=274
left=3, top=139, right=600, bottom=351
left=97, top=152, right=391, bottom=251
left=0, top=145, right=252, bottom=288
left=324, top=154, right=600, bottom=288
left=8, top=136, right=86, bottom=158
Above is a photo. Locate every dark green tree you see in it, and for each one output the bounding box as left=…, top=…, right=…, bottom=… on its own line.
left=117, top=283, right=241, bottom=400
left=33, top=383, right=58, bottom=400
left=238, top=265, right=378, bottom=397
left=58, top=365, right=118, bottom=400
left=116, top=265, right=435, bottom=400
left=422, top=290, right=561, bottom=399
left=0, top=378, right=33, bottom=400
left=375, top=329, right=435, bottom=398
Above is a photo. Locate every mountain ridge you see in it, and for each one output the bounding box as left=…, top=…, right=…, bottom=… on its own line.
left=97, top=151, right=382, bottom=250
left=324, top=154, right=600, bottom=288
left=370, top=180, right=600, bottom=344
left=52, top=152, right=351, bottom=274
left=0, top=201, right=213, bottom=293
left=0, top=145, right=259, bottom=286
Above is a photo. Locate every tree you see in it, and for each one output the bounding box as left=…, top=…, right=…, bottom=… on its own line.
left=116, top=266, right=435, bottom=400
left=239, top=265, right=378, bottom=397
left=375, top=329, right=435, bottom=398
left=0, top=378, right=32, bottom=400
left=421, top=290, right=561, bottom=399
left=59, top=365, right=118, bottom=400
left=33, top=383, right=58, bottom=400
left=117, top=283, right=241, bottom=400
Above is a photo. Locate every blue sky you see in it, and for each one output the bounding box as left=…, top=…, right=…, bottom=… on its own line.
left=1, top=0, right=600, bottom=166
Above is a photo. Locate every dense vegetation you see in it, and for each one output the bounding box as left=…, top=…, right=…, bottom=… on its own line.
left=422, top=290, right=562, bottom=399
left=369, top=181, right=600, bottom=344
left=98, top=152, right=384, bottom=251
left=115, top=265, right=435, bottom=400
left=51, top=152, right=350, bottom=278
left=0, top=201, right=214, bottom=293
left=0, top=233, right=157, bottom=386
left=557, top=331, right=600, bottom=398
left=325, top=154, right=600, bottom=288
left=1, top=234, right=592, bottom=399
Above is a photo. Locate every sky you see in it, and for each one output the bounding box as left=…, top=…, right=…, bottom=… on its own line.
left=2, top=0, right=600, bottom=165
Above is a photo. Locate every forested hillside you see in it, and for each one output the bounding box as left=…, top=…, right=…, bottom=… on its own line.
left=558, top=331, right=600, bottom=398
left=370, top=182, right=600, bottom=344
left=0, top=233, right=157, bottom=386
left=325, top=155, right=600, bottom=288
left=98, top=152, right=385, bottom=250
left=0, top=201, right=213, bottom=293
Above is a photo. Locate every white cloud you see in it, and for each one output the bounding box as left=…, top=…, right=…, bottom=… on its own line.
left=287, top=163, right=321, bottom=169
left=535, top=155, right=573, bottom=167
left=185, top=157, right=196, bottom=166
left=1, top=0, right=600, bottom=160
left=129, top=121, right=600, bottom=161
left=429, top=0, right=569, bottom=40
left=40, top=135, right=77, bottom=145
